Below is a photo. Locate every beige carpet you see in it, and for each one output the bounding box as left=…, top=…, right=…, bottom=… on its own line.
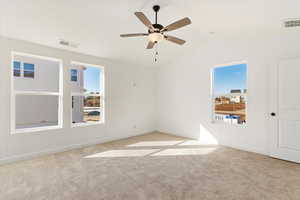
left=1, top=132, right=300, bottom=200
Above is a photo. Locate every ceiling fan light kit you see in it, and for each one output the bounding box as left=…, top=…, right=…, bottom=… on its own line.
left=120, top=5, right=192, bottom=50
left=148, top=32, right=163, bottom=43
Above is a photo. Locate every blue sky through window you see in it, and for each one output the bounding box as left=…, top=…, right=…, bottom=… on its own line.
left=213, top=63, right=247, bottom=95
left=84, top=67, right=102, bottom=93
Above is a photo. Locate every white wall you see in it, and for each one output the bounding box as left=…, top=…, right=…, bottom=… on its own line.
left=2, top=30, right=300, bottom=162
left=0, top=37, right=157, bottom=163
left=157, top=31, right=300, bottom=155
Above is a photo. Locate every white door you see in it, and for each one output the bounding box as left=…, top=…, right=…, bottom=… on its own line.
left=269, top=58, right=300, bottom=163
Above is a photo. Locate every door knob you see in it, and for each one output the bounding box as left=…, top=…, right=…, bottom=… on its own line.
left=270, top=112, right=276, bottom=116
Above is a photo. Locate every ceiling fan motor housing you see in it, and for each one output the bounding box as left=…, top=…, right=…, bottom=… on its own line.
left=149, top=24, right=164, bottom=33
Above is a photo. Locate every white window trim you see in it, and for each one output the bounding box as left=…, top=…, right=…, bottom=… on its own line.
left=70, top=61, right=105, bottom=128
left=211, top=61, right=248, bottom=126
left=11, top=52, right=64, bottom=134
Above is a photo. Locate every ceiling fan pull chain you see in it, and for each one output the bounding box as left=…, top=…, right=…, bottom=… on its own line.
left=154, top=45, right=159, bottom=62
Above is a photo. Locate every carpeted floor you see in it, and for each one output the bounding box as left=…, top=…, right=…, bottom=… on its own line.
left=1, top=132, right=300, bottom=200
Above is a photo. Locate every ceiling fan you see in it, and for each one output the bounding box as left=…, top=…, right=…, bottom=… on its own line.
left=120, top=5, right=192, bottom=49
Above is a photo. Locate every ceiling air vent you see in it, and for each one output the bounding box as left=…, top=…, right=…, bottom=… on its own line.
left=59, top=39, right=78, bottom=48
left=284, top=19, right=300, bottom=28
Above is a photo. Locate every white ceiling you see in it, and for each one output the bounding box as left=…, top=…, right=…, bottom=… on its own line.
left=1, top=0, right=300, bottom=66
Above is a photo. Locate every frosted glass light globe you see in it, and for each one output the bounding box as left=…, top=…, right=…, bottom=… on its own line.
left=148, top=32, right=163, bottom=43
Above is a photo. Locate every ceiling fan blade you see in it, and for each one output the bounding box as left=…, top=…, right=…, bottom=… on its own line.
left=162, top=17, right=191, bottom=32
left=120, top=33, right=148, bottom=37
left=134, top=12, right=154, bottom=30
left=146, top=41, right=155, bottom=49
left=164, top=35, right=186, bottom=45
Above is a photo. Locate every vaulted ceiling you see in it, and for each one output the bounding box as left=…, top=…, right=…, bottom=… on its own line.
left=1, top=0, right=300, bottom=66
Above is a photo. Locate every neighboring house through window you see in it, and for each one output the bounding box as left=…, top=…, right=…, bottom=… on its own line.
left=71, top=61, right=105, bottom=126
left=11, top=52, right=63, bottom=134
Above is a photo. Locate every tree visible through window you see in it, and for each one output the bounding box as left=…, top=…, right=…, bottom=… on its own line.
left=212, top=63, right=247, bottom=125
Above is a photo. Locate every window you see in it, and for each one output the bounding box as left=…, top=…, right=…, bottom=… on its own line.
left=24, top=63, right=35, bottom=78
left=71, top=69, right=78, bottom=82
left=71, top=62, right=104, bottom=126
left=13, top=62, right=35, bottom=78
left=212, top=63, right=247, bottom=125
left=13, top=61, right=21, bottom=77
left=11, top=52, right=63, bottom=133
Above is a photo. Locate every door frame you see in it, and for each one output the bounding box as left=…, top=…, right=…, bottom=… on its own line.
left=268, top=60, right=279, bottom=159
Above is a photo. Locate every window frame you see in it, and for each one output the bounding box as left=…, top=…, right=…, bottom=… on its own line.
left=11, top=52, right=63, bottom=134
left=211, top=61, right=248, bottom=126
left=70, top=61, right=105, bottom=128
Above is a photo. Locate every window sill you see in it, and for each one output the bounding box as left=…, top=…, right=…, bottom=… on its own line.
left=11, top=125, right=63, bottom=135
left=212, top=120, right=247, bottom=127
left=71, top=121, right=105, bottom=128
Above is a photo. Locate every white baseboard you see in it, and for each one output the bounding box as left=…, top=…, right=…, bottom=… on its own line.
left=158, top=130, right=268, bottom=156
left=156, top=129, right=195, bottom=139
left=0, top=130, right=267, bottom=165
left=0, top=130, right=156, bottom=165
left=221, top=143, right=267, bottom=155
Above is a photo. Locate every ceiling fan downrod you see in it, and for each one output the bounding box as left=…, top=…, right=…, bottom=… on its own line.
left=153, top=5, right=160, bottom=24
